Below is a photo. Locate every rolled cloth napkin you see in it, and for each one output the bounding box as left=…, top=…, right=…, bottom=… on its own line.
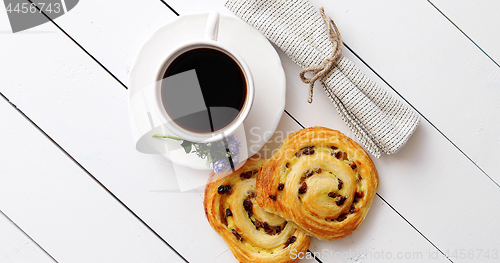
left=225, top=0, right=420, bottom=157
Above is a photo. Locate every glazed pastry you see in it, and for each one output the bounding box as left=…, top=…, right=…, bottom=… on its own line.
left=257, top=127, right=378, bottom=240
left=204, top=158, right=310, bottom=263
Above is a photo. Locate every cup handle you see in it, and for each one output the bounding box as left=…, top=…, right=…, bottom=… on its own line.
left=205, top=12, right=220, bottom=41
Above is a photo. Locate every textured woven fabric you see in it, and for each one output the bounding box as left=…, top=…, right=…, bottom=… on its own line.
left=226, top=0, right=420, bottom=157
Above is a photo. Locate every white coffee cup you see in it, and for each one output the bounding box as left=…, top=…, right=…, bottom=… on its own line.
left=153, top=12, right=254, bottom=143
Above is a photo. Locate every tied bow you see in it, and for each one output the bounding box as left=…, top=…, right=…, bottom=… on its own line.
left=299, top=7, right=343, bottom=103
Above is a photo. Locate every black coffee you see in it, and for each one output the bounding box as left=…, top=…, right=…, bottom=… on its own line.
left=161, top=48, right=247, bottom=133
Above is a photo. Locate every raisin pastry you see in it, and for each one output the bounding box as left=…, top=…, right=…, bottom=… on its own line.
left=257, top=127, right=378, bottom=240
left=204, top=158, right=310, bottom=263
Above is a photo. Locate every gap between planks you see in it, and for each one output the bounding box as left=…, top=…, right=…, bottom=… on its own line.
left=427, top=0, right=500, bottom=68
left=0, top=208, right=58, bottom=263
left=0, top=91, right=189, bottom=263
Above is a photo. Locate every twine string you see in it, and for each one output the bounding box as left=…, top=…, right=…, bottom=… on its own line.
left=299, top=7, right=343, bottom=103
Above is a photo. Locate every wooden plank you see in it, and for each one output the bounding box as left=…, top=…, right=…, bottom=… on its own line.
left=0, top=11, right=453, bottom=263
left=262, top=120, right=450, bottom=263
left=305, top=0, right=500, bottom=179
left=166, top=0, right=500, bottom=178
left=164, top=0, right=500, bottom=180
left=429, top=0, right=500, bottom=66
left=273, top=14, right=500, bottom=263
left=0, top=97, right=184, bottom=262
left=0, top=16, right=227, bottom=263
left=164, top=2, right=500, bottom=261
left=2, top=0, right=499, bottom=262
left=0, top=17, right=184, bottom=262
left=50, top=0, right=178, bottom=83
left=0, top=211, right=55, bottom=263
left=0, top=22, right=458, bottom=262
left=164, top=0, right=230, bottom=15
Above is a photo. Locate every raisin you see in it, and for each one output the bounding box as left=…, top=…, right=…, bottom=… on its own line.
left=336, top=213, right=348, bottom=222
left=226, top=208, right=233, bottom=217
left=355, top=191, right=364, bottom=199
left=335, top=151, right=348, bottom=160
left=316, top=168, right=322, bottom=174
left=357, top=175, right=363, bottom=182
left=295, top=151, right=302, bottom=158
left=354, top=191, right=363, bottom=203
left=304, top=170, right=314, bottom=178
left=298, top=182, right=307, bottom=194
left=285, top=162, right=290, bottom=168
left=331, top=146, right=338, bottom=150
left=328, top=192, right=339, bottom=198
left=302, top=146, right=315, bottom=155
left=217, top=185, right=231, bottom=194
left=278, top=183, right=285, bottom=191
left=254, top=220, right=262, bottom=229
left=248, top=192, right=257, bottom=199
left=269, top=195, right=277, bottom=201
left=350, top=205, right=356, bottom=213
left=338, top=179, right=344, bottom=190
left=232, top=229, right=242, bottom=241
left=284, top=236, right=297, bottom=248
left=263, top=222, right=273, bottom=234
left=336, top=196, right=347, bottom=206
left=350, top=163, right=357, bottom=169
left=240, top=171, right=253, bottom=179
left=243, top=199, right=253, bottom=216
left=275, top=226, right=282, bottom=233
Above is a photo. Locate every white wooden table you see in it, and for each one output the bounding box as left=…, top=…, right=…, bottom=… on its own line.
left=1, top=0, right=499, bottom=262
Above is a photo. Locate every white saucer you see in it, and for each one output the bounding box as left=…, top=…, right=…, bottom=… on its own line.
left=128, top=12, right=285, bottom=171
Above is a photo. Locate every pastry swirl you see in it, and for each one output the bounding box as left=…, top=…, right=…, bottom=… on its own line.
left=257, top=127, right=378, bottom=240
left=204, top=158, right=310, bottom=263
